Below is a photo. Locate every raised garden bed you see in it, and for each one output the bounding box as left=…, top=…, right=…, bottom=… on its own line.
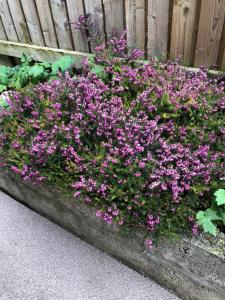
left=0, top=171, right=224, bottom=300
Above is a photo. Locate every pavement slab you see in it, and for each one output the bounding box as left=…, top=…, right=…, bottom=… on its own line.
left=0, top=191, right=180, bottom=300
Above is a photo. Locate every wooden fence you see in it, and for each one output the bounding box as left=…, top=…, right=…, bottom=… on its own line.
left=0, top=0, right=225, bottom=69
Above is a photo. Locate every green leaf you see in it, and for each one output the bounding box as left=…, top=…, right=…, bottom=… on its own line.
left=21, top=54, right=31, bottom=65
left=0, top=65, right=11, bottom=85
left=90, top=64, right=106, bottom=79
left=214, top=189, right=225, bottom=206
left=28, top=65, right=45, bottom=78
left=10, top=67, right=29, bottom=90
left=48, top=75, right=58, bottom=81
left=198, top=218, right=217, bottom=236
left=0, top=65, right=11, bottom=76
left=196, top=208, right=221, bottom=236
left=40, top=61, right=51, bottom=68
left=51, top=56, right=74, bottom=75
left=216, top=208, right=225, bottom=226
left=222, top=213, right=225, bottom=226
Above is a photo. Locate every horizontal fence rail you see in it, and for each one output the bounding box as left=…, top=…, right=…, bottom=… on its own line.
left=0, top=0, right=225, bottom=69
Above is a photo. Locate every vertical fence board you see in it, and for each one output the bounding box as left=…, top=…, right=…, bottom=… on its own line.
left=194, top=0, right=225, bottom=67
left=125, top=0, right=145, bottom=50
left=170, top=0, right=199, bottom=66
left=0, top=0, right=18, bottom=41
left=147, top=0, right=170, bottom=58
left=84, top=0, right=105, bottom=52
left=66, top=0, right=89, bottom=52
left=35, top=0, right=58, bottom=48
left=20, top=0, right=44, bottom=45
left=217, top=16, right=225, bottom=68
left=7, top=0, right=31, bottom=43
left=103, top=0, right=124, bottom=38
left=0, top=16, right=6, bottom=40
left=50, top=0, right=73, bottom=50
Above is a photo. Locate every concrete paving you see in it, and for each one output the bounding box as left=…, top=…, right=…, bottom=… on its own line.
left=0, top=191, right=180, bottom=300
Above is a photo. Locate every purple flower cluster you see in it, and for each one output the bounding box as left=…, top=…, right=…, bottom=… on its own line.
left=146, top=214, right=160, bottom=232
left=96, top=204, right=123, bottom=225
left=11, top=165, right=45, bottom=182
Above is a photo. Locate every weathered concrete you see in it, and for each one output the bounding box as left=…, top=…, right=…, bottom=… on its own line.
left=0, top=171, right=225, bottom=300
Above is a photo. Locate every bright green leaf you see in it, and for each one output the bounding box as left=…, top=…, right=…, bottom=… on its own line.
left=214, top=189, right=225, bottom=206
left=200, top=219, right=217, bottom=236
left=28, top=65, right=45, bottom=78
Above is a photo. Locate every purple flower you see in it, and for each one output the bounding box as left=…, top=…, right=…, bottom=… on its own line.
left=145, top=239, right=153, bottom=249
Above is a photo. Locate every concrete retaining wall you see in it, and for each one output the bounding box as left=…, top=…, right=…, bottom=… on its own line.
left=0, top=171, right=224, bottom=300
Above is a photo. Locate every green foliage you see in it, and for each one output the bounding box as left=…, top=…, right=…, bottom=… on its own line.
left=87, top=56, right=107, bottom=79
left=90, top=64, right=106, bottom=79
left=197, top=189, right=225, bottom=236
left=0, top=54, right=106, bottom=94
left=0, top=55, right=76, bottom=93
left=196, top=209, right=219, bottom=236
left=51, top=56, right=75, bottom=75
left=0, top=66, right=11, bottom=86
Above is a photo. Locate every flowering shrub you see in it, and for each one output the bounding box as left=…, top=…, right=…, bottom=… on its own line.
left=0, top=32, right=224, bottom=243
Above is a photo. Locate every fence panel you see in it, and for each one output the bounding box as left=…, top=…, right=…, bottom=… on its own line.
left=0, top=0, right=224, bottom=69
